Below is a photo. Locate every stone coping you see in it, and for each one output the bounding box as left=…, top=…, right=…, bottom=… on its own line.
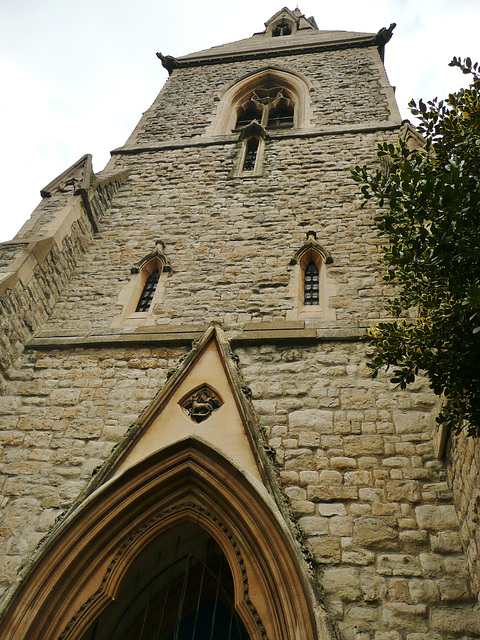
left=27, top=322, right=366, bottom=350
left=173, top=34, right=378, bottom=68
left=0, top=168, right=130, bottom=298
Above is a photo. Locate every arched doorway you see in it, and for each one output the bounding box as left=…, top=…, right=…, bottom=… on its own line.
left=81, top=522, right=249, bottom=640
left=0, top=439, right=320, bottom=640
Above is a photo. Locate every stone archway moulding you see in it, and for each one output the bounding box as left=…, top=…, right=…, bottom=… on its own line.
left=206, top=66, right=315, bottom=137
left=0, top=438, right=322, bottom=640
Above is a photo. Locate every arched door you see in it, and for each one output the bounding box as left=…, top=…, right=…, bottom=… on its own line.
left=81, top=522, right=249, bottom=640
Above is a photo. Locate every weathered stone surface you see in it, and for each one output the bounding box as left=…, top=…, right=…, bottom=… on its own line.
left=323, top=567, right=361, bottom=601
left=382, top=603, right=428, bottom=632
left=415, top=505, right=459, bottom=531
left=430, top=531, right=463, bottom=554
left=309, top=536, right=341, bottom=563
left=430, top=606, right=480, bottom=634
left=353, top=516, right=398, bottom=548
left=289, top=409, right=333, bottom=433
left=0, top=14, right=478, bottom=638
left=393, top=411, right=430, bottom=434
left=377, top=554, right=422, bottom=576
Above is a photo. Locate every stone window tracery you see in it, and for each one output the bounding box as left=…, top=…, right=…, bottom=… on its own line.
left=234, top=86, right=295, bottom=131
left=205, top=68, right=313, bottom=138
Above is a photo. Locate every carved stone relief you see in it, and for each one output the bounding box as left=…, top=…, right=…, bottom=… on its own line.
left=179, top=384, right=223, bottom=423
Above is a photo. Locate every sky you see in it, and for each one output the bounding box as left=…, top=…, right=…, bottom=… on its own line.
left=0, top=0, right=479, bottom=242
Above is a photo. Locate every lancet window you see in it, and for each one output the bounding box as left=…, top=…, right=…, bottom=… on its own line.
left=243, top=138, right=260, bottom=171
left=304, top=261, right=320, bottom=305
left=135, top=269, right=160, bottom=312
left=112, top=241, right=171, bottom=327
left=288, top=231, right=336, bottom=320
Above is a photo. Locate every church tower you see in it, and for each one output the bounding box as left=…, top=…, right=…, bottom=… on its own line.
left=0, top=8, right=479, bottom=639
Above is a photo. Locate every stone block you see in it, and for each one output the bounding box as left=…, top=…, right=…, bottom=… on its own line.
left=344, top=435, right=384, bottom=456
left=317, top=503, right=347, bottom=517
left=437, top=577, right=470, bottom=601
left=415, top=505, right=459, bottom=531
left=399, top=529, right=428, bottom=550
left=309, top=536, right=341, bottom=563
left=430, top=531, right=463, bottom=553
left=341, top=548, right=375, bottom=566
left=323, top=566, right=361, bottom=601
left=50, top=389, right=81, bottom=406
left=318, top=470, right=343, bottom=484
left=382, top=603, right=428, bottom=632
left=377, top=554, right=422, bottom=576
left=385, top=480, right=420, bottom=503
left=340, top=388, right=376, bottom=409
left=308, top=485, right=358, bottom=502
left=288, top=409, right=333, bottom=433
left=408, top=578, right=439, bottom=603
left=344, top=470, right=371, bottom=485
left=344, top=604, right=379, bottom=632
left=328, top=516, right=353, bottom=536
left=360, top=570, right=387, bottom=602
left=298, top=516, right=329, bottom=536
left=430, top=606, right=480, bottom=634
left=353, top=516, right=398, bottom=548
left=419, top=553, right=443, bottom=578
left=392, top=411, right=430, bottom=434
left=330, top=456, right=357, bottom=469
left=0, top=397, right=21, bottom=414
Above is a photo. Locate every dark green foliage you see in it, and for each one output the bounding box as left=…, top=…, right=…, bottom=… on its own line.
left=352, top=57, right=480, bottom=436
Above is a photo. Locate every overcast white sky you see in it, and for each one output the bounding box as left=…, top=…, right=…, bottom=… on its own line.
left=1, top=0, right=479, bottom=242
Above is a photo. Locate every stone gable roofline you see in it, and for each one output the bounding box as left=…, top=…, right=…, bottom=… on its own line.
left=159, top=24, right=395, bottom=72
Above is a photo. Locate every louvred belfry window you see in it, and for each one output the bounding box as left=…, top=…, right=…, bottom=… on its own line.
left=272, top=20, right=292, bottom=37
left=304, top=261, right=319, bottom=305
left=243, top=138, right=259, bottom=171
left=136, top=269, right=160, bottom=312
left=234, top=87, right=294, bottom=131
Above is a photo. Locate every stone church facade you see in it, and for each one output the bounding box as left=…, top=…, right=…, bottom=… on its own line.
left=0, top=7, right=479, bottom=639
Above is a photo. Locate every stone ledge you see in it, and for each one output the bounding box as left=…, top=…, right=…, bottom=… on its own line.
left=27, top=323, right=366, bottom=350
left=111, top=121, right=402, bottom=156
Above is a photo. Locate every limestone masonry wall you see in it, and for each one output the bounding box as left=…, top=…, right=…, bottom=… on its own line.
left=0, top=345, right=185, bottom=600
left=0, top=179, right=123, bottom=380
left=447, top=432, right=480, bottom=598
left=136, top=48, right=392, bottom=145
left=44, top=131, right=397, bottom=333
left=0, top=33, right=479, bottom=640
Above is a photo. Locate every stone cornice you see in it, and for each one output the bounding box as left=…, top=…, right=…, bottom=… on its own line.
left=27, top=321, right=368, bottom=350
left=111, top=121, right=402, bottom=156
left=174, top=36, right=380, bottom=69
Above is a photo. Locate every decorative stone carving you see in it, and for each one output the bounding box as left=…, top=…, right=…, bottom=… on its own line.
left=179, top=384, right=223, bottom=423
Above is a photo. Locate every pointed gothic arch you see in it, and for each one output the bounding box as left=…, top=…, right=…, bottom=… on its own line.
left=112, top=241, right=171, bottom=328
left=0, top=439, right=321, bottom=640
left=206, top=67, right=314, bottom=137
left=287, top=231, right=336, bottom=320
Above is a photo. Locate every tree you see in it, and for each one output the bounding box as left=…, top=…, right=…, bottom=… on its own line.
left=352, top=57, right=480, bottom=436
